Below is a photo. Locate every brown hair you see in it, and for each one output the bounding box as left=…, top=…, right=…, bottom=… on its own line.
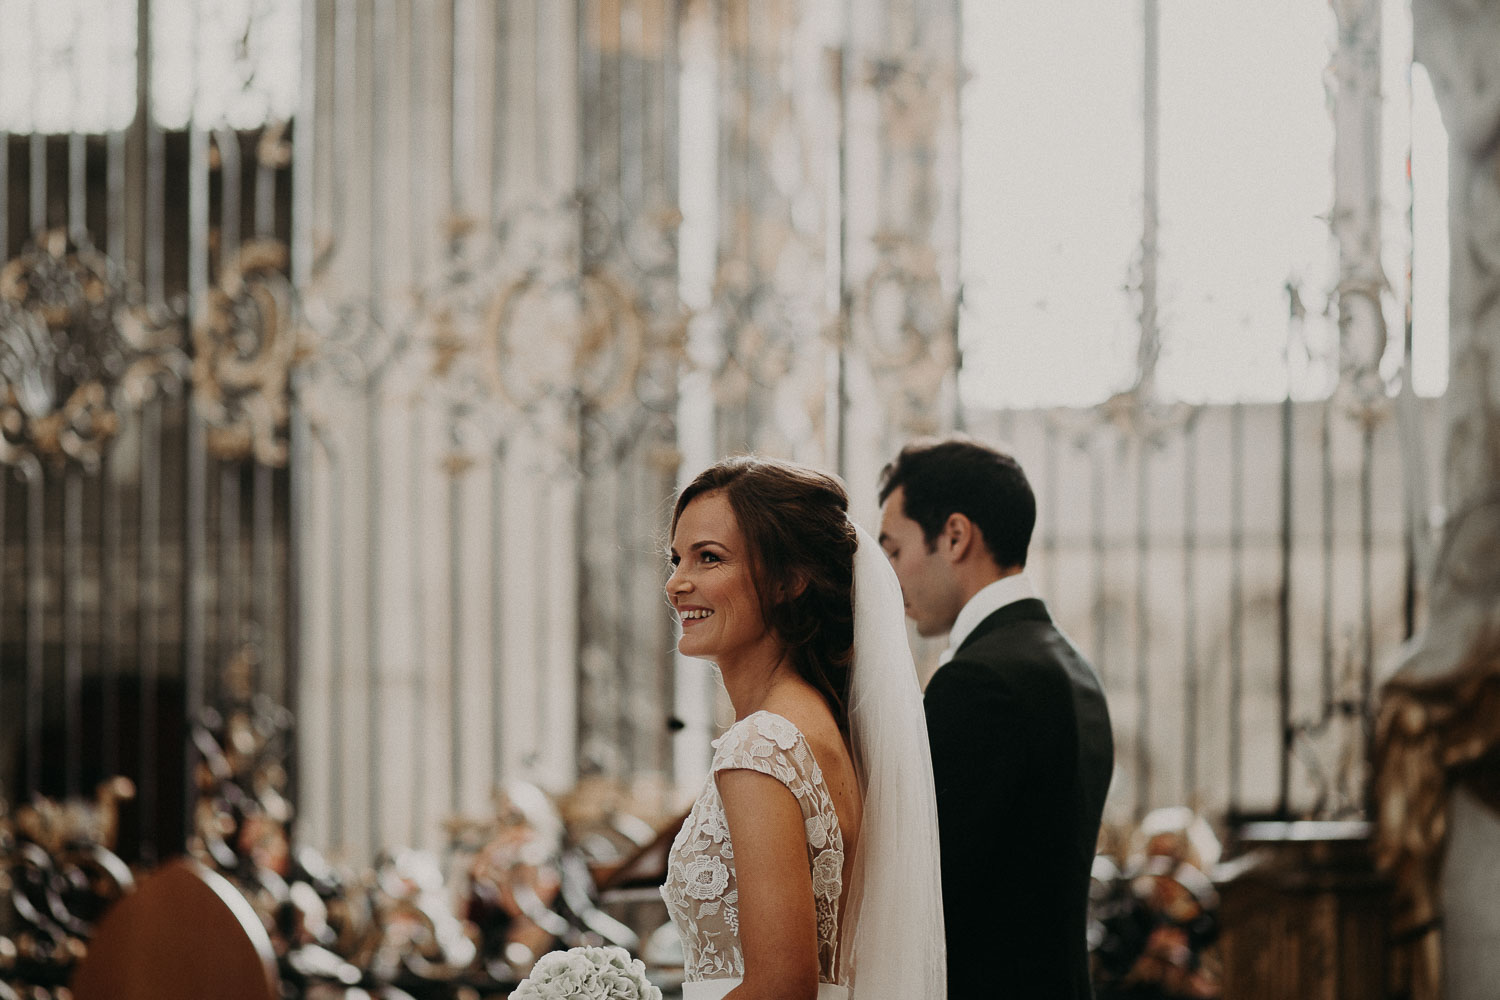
left=672, top=456, right=858, bottom=735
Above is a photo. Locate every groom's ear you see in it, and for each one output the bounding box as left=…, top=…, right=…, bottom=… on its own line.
left=940, top=513, right=978, bottom=564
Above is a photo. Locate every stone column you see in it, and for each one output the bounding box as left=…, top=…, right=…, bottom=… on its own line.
left=1376, top=3, right=1500, bottom=999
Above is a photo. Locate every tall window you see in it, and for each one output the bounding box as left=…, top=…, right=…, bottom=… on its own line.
left=959, top=0, right=1449, bottom=408
left=0, top=0, right=299, bottom=134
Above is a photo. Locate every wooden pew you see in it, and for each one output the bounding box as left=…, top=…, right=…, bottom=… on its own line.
left=71, top=857, right=278, bottom=1000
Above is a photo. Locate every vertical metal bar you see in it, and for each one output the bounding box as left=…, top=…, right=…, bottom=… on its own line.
left=1089, top=437, right=1107, bottom=678
left=108, top=120, right=125, bottom=267
left=1136, top=0, right=1161, bottom=502
left=102, top=450, right=120, bottom=780
left=1321, top=402, right=1335, bottom=711
left=334, top=0, right=356, bottom=245
left=490, top=0, right=508, bottom=222
left=490, top=447, right=506, bottom=786
left=664, top=0, right=679, bottom=205
left=450, top=0, right=464, bottom=216
left=69, top=134, right=87, bottom=243
left=26, top=0, right=44, bottom=230
left=255, top=148, right=276, bottom=240
left=1403, top=85, right=1419, bottom=642
left=1360, top=424, right=1375, bottom=706
left=617, top=442, right=634, bottom=776
left=22, top=457, right=45, bottom=796
left=574, top=408, right=590, bottom=776
left=1042, top=420, right=1058, bottom=614
left=220, top=462, right=241, bottom=693
left=185, top=103, right=212, bottom=843
left=326, top=440, right=346, bottom=848
left=65, top=469, right=85, bottom=797
left=144, top=0, right=165, bottom=306
left=1277, top=393, right=1294, bottom=818
left=253, top=463, right=274, bottom=696
left=139, top=399, right=162, bottom=861
left=448, top=422, right=463, bottom=815
left=409, top=0, right=427, bottom=278
left=218, top=130, right=241, bottom=266
left=533, top=0, right=549, bottom=189
left=2, top=120, right=9, bottom=255
left=286, top=0, right=318, bottom=823
left=294, top=0, right=318, bottom=279
left=1182, top=416, right=1199, bottom=805
left=283, top=421, right=302, bottom=815
left=1133, top=441, right=1150, bottom=818
left=30, top=134, right=47, bottom=234
left=832, top=1, right=850, bottom=474
left=537, top=462, right=556, bottom=782
left=1134, top=0, right=1158, bottom=370
left=368, top=0, right=391, bottom=854
left=1228, top=402, right=1246, bottom=813
left=408, top=411, right=427, bottom=847
left=67, top=7, right=87, bottom=244
left=1, top=470, right=6, bottom=770
left=621, top=0, right=641, bottom=209
left=366, top=394, right=382, bottom=851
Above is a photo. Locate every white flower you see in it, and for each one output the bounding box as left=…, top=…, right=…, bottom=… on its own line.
left=683, top=855, right=731, bottom=900
left=757, top=714, right=801, bottom=750
left=805, top=815, right=829, bottom=849
left=698, top=806, right=731, bottom=844
left=511, top=945, right=662, bottom=1000
left=811, top=849, right=843, bottom=900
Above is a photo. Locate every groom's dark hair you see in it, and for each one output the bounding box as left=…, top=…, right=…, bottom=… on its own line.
left=878, top=436, right=1035, bottom=569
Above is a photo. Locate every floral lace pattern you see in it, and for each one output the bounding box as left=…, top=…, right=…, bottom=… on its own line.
left=661, top=711, right=846, bottom=984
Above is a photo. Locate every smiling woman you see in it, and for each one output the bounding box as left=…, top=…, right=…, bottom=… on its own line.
left=657, top=454, right=944, bottom=1000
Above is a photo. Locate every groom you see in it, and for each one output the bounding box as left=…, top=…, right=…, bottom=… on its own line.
left=878, top=437, right=1114, bottom=999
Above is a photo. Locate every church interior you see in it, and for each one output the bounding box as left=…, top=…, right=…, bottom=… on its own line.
left=2, top=0, right=1499, bottom=997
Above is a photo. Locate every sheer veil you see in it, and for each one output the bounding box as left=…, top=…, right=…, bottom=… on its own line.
left=839, top=524, right=946, bottom=999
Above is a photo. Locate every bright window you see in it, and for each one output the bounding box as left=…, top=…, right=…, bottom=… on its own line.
left=0, top=0, right=299, bottom=134
left=958, top=0, right=1449, bottom=408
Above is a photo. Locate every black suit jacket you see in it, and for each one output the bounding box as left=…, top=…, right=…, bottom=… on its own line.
left=924, top=598, right=1114, bottom=1000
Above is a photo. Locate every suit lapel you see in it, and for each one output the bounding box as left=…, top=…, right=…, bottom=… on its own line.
left=953, top=597, right=1052, bottom=658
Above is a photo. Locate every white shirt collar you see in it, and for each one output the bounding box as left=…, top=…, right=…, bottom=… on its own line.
left=938, top=572, right=1037, bottom=666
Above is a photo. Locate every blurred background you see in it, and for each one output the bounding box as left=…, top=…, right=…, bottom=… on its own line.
left=2, top=1, right=1497, bottom=998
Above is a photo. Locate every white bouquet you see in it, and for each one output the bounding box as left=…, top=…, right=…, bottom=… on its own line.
left=510, top=945, right=663, bottom=1000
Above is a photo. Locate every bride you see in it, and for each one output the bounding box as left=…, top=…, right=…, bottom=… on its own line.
left=659, top=457, right=945, bottom=1000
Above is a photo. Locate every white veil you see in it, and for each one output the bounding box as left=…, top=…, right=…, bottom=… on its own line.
left=839, top=524, right=946, bottom=999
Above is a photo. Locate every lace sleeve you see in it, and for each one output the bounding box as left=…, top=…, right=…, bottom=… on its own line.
left=711, top=711, right=825, bottom=798
left=708, top=711, right=846, bottom=977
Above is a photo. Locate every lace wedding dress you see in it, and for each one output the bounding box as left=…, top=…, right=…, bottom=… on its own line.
left=661, top=710, right=850, bottom=1000
left=661, top=526, right=944, bottom=1000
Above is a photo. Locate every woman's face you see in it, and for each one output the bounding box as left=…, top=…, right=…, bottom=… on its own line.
left=667, top=492, right=775, bottom=666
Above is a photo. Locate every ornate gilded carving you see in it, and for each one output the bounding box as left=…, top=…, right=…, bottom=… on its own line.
left=850, top=232, right=956, bottom=436
left=415, top=198, right=684, bottom=463
left=1375, top=626, right=1500, bottom=1000
left=0, top=232, right=132, bottom=469
left=191, top=240, right=299, bottom=466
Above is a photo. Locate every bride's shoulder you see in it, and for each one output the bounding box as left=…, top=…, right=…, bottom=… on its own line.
left=718, top=709, right=807, bottom=748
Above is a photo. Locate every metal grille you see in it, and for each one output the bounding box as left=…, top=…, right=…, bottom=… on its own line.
left=966, top=391, right=1436, bottom=824
left=0, top=0, right=297, bottom=865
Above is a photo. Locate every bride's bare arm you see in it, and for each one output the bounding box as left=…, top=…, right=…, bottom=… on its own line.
left=716, top=767, right=820, bottom=1000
